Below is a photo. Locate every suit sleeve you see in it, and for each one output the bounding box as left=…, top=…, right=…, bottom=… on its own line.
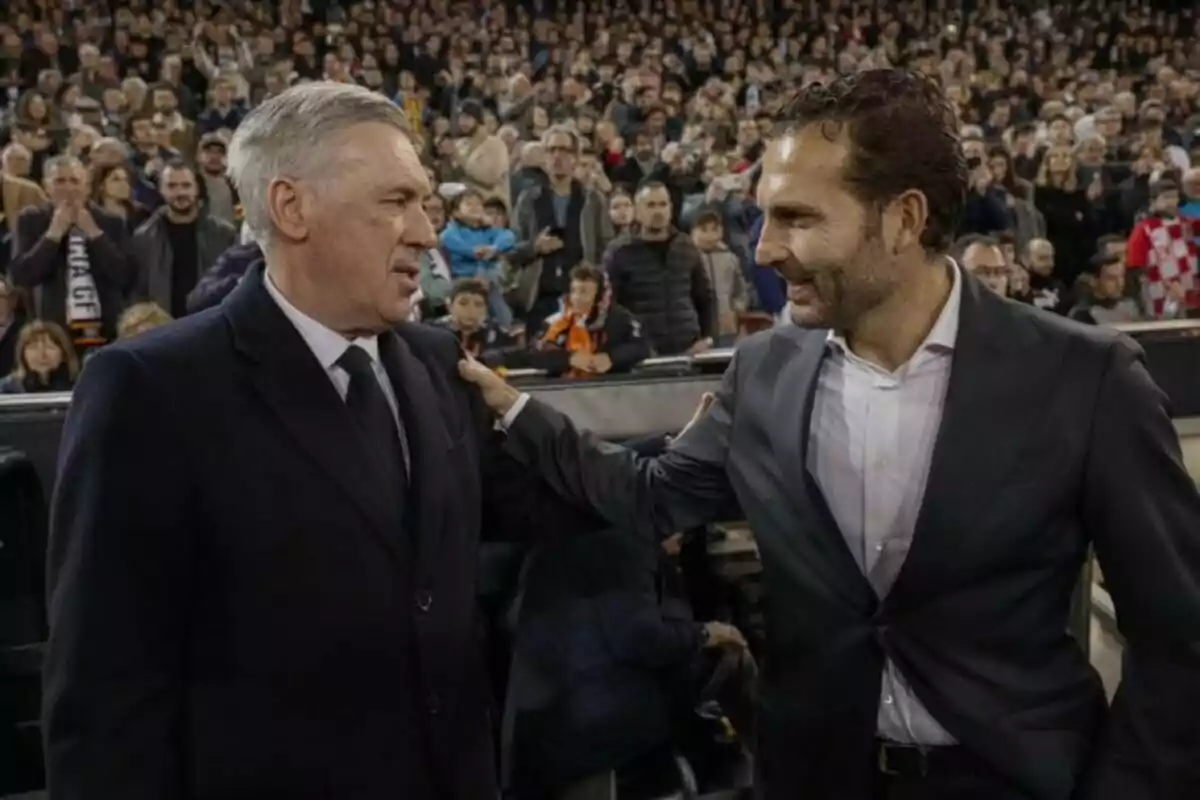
left=1082, top=338, right=1200, bottom=798
left=43, top=348, right=193, bottom=799
left=501, top=352, right=740, bottom=538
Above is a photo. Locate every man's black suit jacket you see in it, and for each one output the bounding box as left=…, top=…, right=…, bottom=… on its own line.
left=9, top=204, right=133, bottom=342
left=502, top=270, right=1200, bottom=800
left=43, top=269, right=584, bottom=799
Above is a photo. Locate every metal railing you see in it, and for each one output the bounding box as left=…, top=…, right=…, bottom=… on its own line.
left=2, top=319, right=1198, bottom=410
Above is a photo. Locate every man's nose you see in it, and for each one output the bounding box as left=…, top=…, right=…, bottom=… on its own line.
left=405, top=206, right=438, bottom=250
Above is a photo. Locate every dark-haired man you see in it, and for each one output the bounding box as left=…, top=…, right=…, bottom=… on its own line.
left=131, top=162, right=237, bottom=318
left=603, top=181, right=714, bottom=356
left=462, top=69, right=1200, bottom=800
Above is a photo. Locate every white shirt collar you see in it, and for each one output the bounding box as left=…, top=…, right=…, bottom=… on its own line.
left=827, top=257, right=963, bottom=358
left=263, top=269, right=380, bottom=371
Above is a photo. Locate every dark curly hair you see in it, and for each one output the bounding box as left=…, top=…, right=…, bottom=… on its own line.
left=781, top=70, right=968, bottom=253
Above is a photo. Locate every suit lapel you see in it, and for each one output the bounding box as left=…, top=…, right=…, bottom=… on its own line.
left=768, top=326, right=875, bottom=599
left=223, top=267, right=405, bottom=563
left=380, top=327, right=455, bottom=563
left=887, top=274, right=1053, bottom=607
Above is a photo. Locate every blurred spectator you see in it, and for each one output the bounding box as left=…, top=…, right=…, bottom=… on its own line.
left=447, top=99, right=510, bottom=209
left=90, top=161, right=149, bottom=233
left=604, top=181, right=714, bottom=356
left=417, top=193, right=453, bottom=314
left=1069, top=255, right=1142, bottom=326
left=691, top=208, right=748, bottom=344
left=510, top=126, right=612, bottom=335
left=10, top=155, right=132, bottom=351
left=0, top=318, right=78, bottom=393
left=117, top=301, right=173, bottom=340
left=1035, top=144, right=1099, bottom=286
left=1024, top=237, right=1068, bottom=313
left=529, top=263, right=650, bottom=378
left=955, top=234, right=1009, bottom=297
left=429, top=278, right=522, bottom=368
left=0, top=275, right=22, bottom=375
left=1182, top=168, right=1200, bottom=244
left=439, top=188, right=516, bottom=326
left=196, top=133, right=239, bottom=227
left=960, top=137, right=1011, bottom=235
left=1126, top=179, right=1198, bottom=318
left=1, top=144, right=47, bottom=223
left=196, top=76, right=246, bottom=136
left=131, top=162, right=237, bottom=319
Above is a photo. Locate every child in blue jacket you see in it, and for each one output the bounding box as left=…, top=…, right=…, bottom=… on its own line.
left=439, top=189, right=516, bottom=326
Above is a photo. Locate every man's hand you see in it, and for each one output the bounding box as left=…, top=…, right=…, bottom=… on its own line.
left=702, top=621, right=747, bottom=650
left=568, top=351, right=592, bottom=372
left=534, top=228, right=564, bottom=255
left=46, top=203, right=76, bottom=242
left=589, top=352, right=613, bottom=374
left=458, top=355, right=522, bottom=417
left=75, top=206, right=103, bottom=239
left=687, top=337, right=713, bottom=355
left=475, top=245, right=498, bottom=260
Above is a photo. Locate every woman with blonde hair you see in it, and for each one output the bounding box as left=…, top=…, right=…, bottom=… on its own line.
left=0, top=319, right=80, bottom=393
left=1034, top=143, right=1096, bottom=286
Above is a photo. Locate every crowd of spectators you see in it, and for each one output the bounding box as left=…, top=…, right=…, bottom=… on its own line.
left=0, top=0, right=1198, bottom=395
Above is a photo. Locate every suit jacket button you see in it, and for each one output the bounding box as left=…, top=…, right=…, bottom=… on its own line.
left=426, top=693, right=440, bottom=715
left=416, top=590, right=433, bottom=612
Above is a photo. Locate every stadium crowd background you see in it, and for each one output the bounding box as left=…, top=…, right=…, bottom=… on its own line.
left=0, top=0, right=1197, bottom=391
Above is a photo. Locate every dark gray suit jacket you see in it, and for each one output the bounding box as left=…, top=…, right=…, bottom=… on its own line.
left=503, top=271, right=1200, bottom=800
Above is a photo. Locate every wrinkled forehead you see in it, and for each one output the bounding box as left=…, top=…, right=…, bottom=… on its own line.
left=334, top=123, right=431, bottom=199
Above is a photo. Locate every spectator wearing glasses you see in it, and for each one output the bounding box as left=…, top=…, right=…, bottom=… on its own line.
left=510, top=125, right=613, bottom=335
left=954, top=234, right=1009, bottom=297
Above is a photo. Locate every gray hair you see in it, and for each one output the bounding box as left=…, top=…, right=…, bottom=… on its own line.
left=227, top=81, right=410, bottom=244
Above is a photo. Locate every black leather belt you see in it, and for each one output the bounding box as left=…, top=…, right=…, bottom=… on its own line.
left=875, top=739, right=965, bottom=778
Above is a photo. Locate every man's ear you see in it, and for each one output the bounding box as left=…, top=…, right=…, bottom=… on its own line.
left=885, top=189, right=929, bottom=254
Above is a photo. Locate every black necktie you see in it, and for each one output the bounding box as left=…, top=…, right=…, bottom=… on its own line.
left=337, top=344, right=407, bottom=488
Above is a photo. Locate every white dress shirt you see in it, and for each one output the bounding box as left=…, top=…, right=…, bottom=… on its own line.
left=264, top=271, right=410, bottom=470
left=808, top=260, right=963, bottom=745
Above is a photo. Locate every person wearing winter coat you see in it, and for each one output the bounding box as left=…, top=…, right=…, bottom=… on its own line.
left=528, top=263, right=650, bottom=379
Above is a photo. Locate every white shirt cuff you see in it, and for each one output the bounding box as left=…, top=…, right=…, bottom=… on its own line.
left=498, top=392, right=530, bottom=430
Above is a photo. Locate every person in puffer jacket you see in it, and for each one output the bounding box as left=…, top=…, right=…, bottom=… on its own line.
left=185, top=240, right=264, bottom=314
left=439, top=189, right=517, bottom=326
